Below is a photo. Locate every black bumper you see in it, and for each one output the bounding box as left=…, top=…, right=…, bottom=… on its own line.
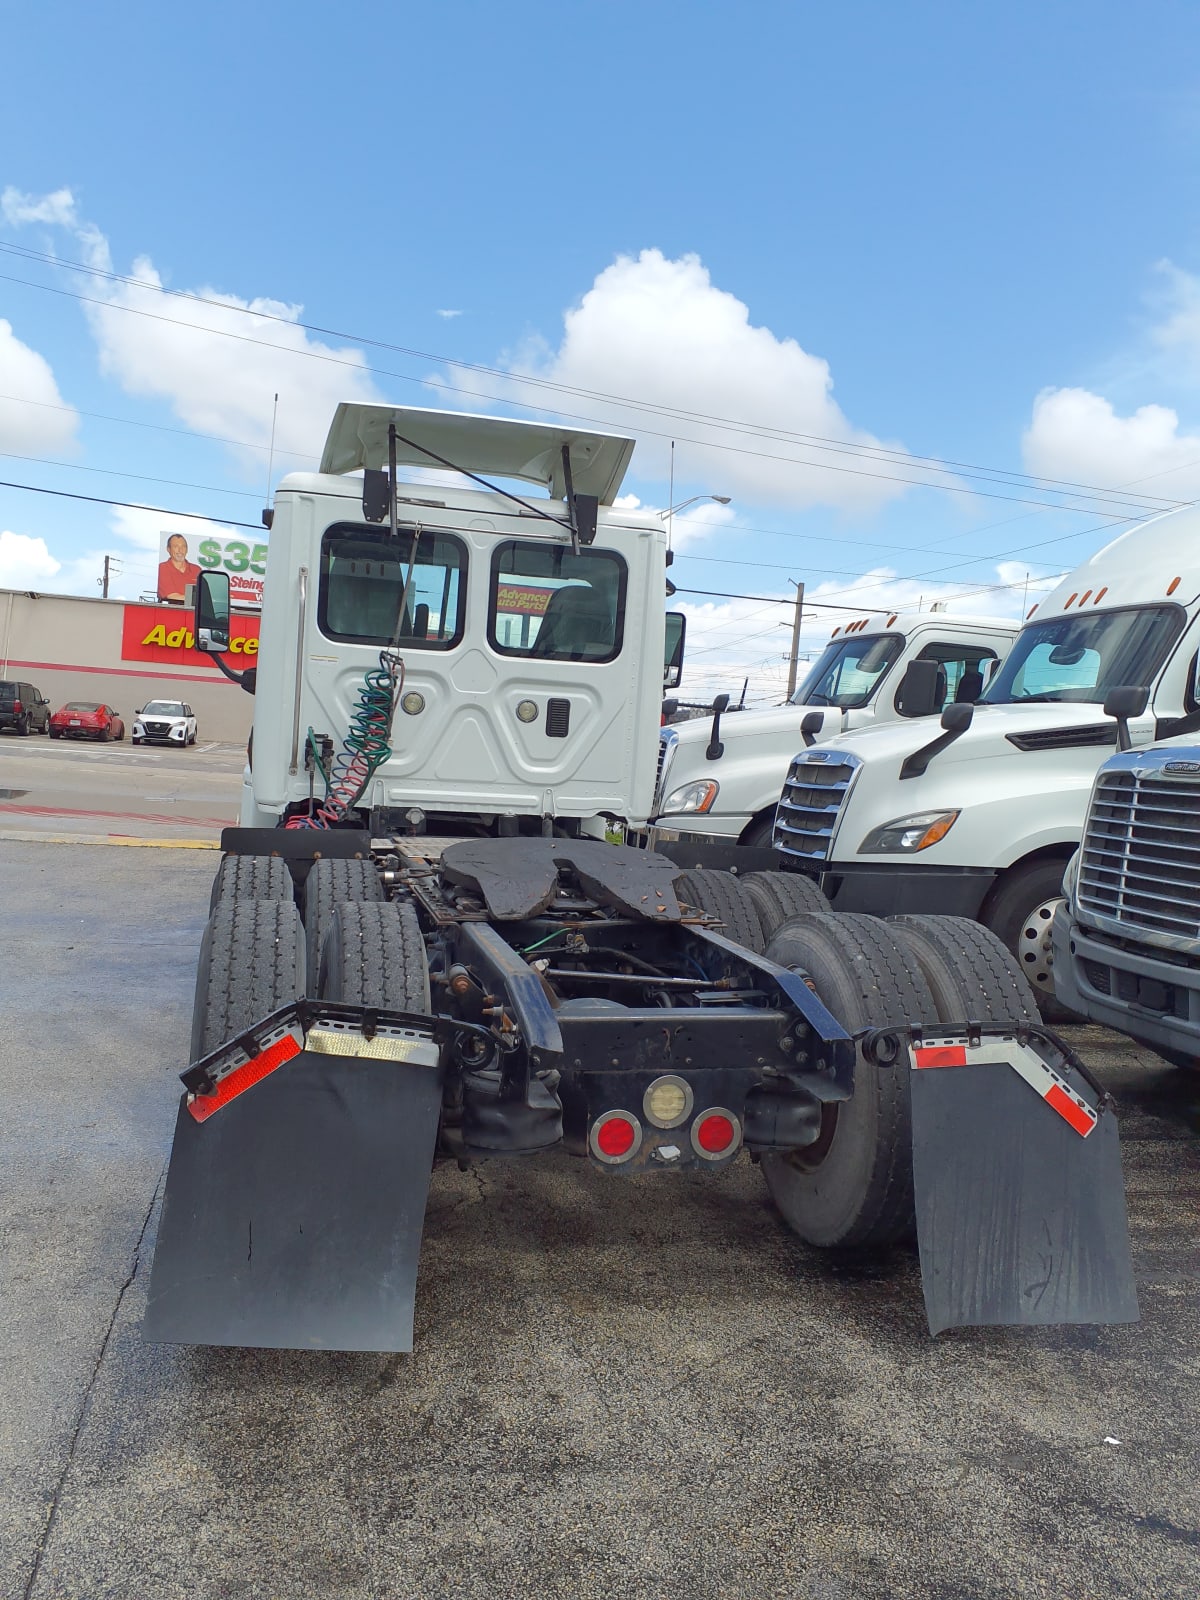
left=1052, top=907, right=1200, bottom=1063
left=818, top=862, right=996, bottom=920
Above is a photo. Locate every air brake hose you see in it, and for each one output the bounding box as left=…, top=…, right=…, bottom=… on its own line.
left=285, top=650, right=404, bottom=829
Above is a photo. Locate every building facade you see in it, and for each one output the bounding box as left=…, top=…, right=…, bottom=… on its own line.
left=0, top=589, right=258, bottom=743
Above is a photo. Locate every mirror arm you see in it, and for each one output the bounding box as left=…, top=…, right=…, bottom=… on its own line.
left=210, top=653, right=257, bottom=695
left=900, top=704, right=974, bottom=780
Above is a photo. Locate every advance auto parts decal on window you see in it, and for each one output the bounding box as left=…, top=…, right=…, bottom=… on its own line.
left=121, top=605, right=260, bottom=669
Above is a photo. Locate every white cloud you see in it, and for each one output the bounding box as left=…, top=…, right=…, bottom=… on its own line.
left=436, top=309, right=463, bottom=319
left=0, top=528, right=61, bottom=587
left=1022, top=387, right=1200, bottom=497
left=500, top=249, right=914, bottom=512
left=0, top=319, right=79, bottom=455
left=4, top=189, right=380, bottom=472
left=1, top=185, right=78, bottom=228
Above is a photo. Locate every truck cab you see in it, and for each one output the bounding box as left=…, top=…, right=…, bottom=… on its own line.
left=237, top=404, right=675, bottom=836
left=772, top=506, right=1200, bottom=1005
left=651, top=610, right=1014, bottom=846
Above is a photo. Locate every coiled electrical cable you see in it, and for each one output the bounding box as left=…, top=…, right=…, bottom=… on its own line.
left=286, top=649, right=404, bottom=829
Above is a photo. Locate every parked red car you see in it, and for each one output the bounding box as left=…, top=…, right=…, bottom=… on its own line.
left=48, top=702, right=126, bottom=742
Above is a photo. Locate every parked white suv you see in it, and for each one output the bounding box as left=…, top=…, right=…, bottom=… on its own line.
left=132, top=700, right=198, bottom=747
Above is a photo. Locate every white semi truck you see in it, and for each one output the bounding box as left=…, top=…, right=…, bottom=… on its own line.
left=652, top=609, right=1016, bottom=847
left=765, top=508, right=1200, bottom=1007
left=140, top=402, right=1137, bottom=1353
left=1053, top=729, right=1200, bottom=1065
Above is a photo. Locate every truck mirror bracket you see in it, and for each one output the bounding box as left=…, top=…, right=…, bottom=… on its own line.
left=707, top=693, right=731, bottom=761
left=899, top=701, right=974, bottom=780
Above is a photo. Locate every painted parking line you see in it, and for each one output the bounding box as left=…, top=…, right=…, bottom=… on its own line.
left=0, top=830, right=221, bottom=849
left=0, top=802, right=232, bottom=828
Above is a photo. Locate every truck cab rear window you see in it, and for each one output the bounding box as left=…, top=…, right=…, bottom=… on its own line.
left=318, top=525, right=466, bottom=649
left=488, top=542, right=626, bottom=662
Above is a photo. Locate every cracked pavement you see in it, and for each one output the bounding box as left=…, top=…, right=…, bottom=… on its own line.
left=2, top=839, right=1199, bottom=1600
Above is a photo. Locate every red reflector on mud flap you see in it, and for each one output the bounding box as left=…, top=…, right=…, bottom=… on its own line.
left=913, top=1045, right=967, bottom=1069
left=187, top=1031, right=303, bottom=1123
left=908, top=1034, right=1098, bottom=1138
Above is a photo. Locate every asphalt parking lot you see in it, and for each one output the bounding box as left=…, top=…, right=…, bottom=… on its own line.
left=0, top=732, right=243, bottom=843
left=2, top=836, right=1199, bottom=1600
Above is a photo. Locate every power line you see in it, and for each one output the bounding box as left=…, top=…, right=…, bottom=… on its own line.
left=0, top=256, right=1175, bottom=520
left=0, top=449, right=262, bottom=500
left=0, top=478, right=259, bottom=529
left=0, top=238, right=1183, bottom=511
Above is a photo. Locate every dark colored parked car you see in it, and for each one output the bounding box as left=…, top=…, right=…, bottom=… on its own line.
left=49, top=701, right=126, bottom=741
left=0, top=680, right=51, bottom=735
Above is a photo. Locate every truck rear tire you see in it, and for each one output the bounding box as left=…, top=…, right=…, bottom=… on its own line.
left=208, top=853, right=293, bottom=913
left=190, top=898, right=307, bottom=1061
left=673, top=869, right=767, bottom=953
left=760, top=912, right=935, bottom=1248
left=303, top=857, right=384, bottom=984
left=739, top=870, right=828, bottom=941
left=888, top=914, right=1039, bottom=1026
left=319, top=899, right=431, bottom=1012
left=981, top=859, right=1072, bottom=1021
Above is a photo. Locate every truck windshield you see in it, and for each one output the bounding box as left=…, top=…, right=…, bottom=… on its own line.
left=319, top=524, right=466, bottom=649
left=982, top=605, right=1183, bottom=706
left=791, top=633, right=903, bottom=708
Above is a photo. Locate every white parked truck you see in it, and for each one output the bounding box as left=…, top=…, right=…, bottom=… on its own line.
left=1053, top=729, right=1200, bottom=1065
left=652, top=610, right=1016, bottom=847
left=140, top=402, right=1137, bottom=1354
left=769, top=506, right=1200, bottom=1007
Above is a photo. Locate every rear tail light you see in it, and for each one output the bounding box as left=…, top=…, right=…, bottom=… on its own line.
left=691, top=1108, right=742, bottom=1161
left=589, top=1110, right=642, bottom=1164
left=12, top=701, right=21, bottom=713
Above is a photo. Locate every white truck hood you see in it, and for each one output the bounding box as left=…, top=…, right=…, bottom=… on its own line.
left=802, top=701, right=1133, bottom=871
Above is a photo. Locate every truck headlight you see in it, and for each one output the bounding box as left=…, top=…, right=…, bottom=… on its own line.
left=858, top=810, right=959, bottom=854
left=661, top=779, right=720, bottom=815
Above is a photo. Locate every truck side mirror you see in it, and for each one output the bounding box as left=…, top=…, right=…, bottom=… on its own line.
left=895, top=658, right=942, bottom=718
left=940, top=700, right=974, bottom=735
left=664, top=612, right=686, bottom=690
left=706, top=692, right=730, bottom=761
left=800, top=710, right=824, bottom=748
left=1103, top=685, right=1150, bottom=752
left=194, top=570, right=231, bottom=654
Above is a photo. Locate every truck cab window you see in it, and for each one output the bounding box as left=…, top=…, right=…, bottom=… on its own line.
left=488, top=541, right=626, bottom=662
left=792, top=634, right=903, bottom=709
left=895, top=643, right=998, bottom=716
left=319, top=524, right=466, bottom=649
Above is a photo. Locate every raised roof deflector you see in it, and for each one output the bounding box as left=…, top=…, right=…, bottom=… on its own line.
left=320, top=404, right=636, bottom=505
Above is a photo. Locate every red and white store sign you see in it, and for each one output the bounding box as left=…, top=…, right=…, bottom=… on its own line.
left=120, top=605, right=261, bottom=670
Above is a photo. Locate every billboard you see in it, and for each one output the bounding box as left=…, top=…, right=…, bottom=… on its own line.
left=121, top=604, right=260, bottom=668
left=157, top=531, right=268, bottom=607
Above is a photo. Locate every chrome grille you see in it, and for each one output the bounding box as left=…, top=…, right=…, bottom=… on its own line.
left=773, top=750, right=862, bottom=864
left=653, top=730, right=678, bottom=813
left=1077, top=750, right=1200, bottom=948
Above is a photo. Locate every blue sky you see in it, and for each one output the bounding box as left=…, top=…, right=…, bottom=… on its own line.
left=3, top=0, right=1200, bottom=698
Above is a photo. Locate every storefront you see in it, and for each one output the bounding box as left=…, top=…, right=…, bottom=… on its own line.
left=0, top=589, right=258, bottom=744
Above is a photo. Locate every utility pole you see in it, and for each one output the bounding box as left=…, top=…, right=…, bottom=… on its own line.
left=99, top=554, right=121, bottom=599
left=785, top=580, right=805, bottom=698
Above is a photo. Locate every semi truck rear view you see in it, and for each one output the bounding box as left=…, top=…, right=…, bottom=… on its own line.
left=142, top=404, right=1138, bottom=1353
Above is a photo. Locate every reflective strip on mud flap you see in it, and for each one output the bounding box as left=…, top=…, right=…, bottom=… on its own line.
left=910, top=1035, right=1098, bottom=1138
left=186, top=1021, right=305, bottom=1123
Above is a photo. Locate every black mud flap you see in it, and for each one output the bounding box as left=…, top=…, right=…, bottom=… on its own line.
left=871, top=1026, right=1140, bottom=1335
left=143, top=1008, right=444, bottom=1353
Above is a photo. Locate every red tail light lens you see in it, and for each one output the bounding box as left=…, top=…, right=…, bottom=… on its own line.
left=691, top=1109, right=741, bottom=1160
left=589, top=1110, right=642, bottom=1164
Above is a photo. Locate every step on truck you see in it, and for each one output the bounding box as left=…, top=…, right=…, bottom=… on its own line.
left=1053, top=725, right=1200, bottom=1065
left=766, top=509, right=1200, bottom=1012
left=142, top=403, right=1138, bottom=1352
left=652, top=609, right=1016, bottom=850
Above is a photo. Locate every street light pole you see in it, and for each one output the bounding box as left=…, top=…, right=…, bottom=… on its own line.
left=785, top=580, right=806, bottom=698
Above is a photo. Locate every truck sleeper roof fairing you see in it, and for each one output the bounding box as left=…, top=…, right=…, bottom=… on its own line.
left=319, top=404, right=636, bottom=505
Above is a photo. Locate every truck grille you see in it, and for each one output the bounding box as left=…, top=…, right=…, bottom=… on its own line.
left=1077, top=750, right=1200, bottom=947
left=773, top=751, right=861, bottom=865
left=653, top=730, right=677, bottom=813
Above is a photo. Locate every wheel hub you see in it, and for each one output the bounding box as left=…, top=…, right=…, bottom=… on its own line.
left=1018, top=894, right=1062, bottom=992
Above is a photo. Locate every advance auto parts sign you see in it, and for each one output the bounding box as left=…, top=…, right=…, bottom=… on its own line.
left=121, top=605, right=260, bottom=669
